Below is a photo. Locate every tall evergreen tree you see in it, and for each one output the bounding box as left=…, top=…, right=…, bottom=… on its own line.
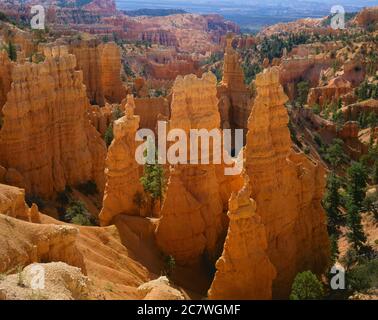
left=346, top=200, right=368, bottom=254
left=346, top=162, right=368, bottom=208
left=322, top=172, right=343, bottom=235
left=7, top=41, right=17, bottom=61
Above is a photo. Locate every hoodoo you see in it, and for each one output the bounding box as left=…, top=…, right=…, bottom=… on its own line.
left=245, top=67, right=330, bottom=298
left=0, top=46, right=106, bottom=198
left=208, top=174, right=276, bottom=300
left=100, top=95, right=143, bottom=226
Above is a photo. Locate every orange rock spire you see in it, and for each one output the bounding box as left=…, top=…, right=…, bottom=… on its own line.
left=208, top=174, right=276, bottom=300
left=245, top=67, right=330, bottom=298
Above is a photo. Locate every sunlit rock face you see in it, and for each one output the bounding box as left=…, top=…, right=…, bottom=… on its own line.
left=99, top=95, right=143, bottom=226
left=245, top=67, right=330, bottom=298
left=218, top=35, right=251, bottom=132
left=0, top=46, right=106, bottom=198
left=156, top=73, right=242, bottom=266
left=208, top=174, right=276, bottom=300
left=69, top=40, right=127, bottom=106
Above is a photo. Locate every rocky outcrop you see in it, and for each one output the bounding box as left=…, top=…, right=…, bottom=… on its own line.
left=0, top=214, right=85, bottom=274
left=279, top=55, right=333, bottom=101
left=218, top=35, right=251, bottom=131
left=354, top=6, right=378, bottom=29
left=308, top=77, right=352, bottom=107
left=208, top=175, right=276, bottom=300
left=87, top=104, right=113, bottom=137
left=138, top=276, right=185, bottom=300
left=0, top=51, right=12, bottom=111
left=0, top=262, right=90, bottom=300
left=133, top=97, right=170, bottom=132
left=147, top=58, right=201, bottom=80
left=99, top=95, right=143, bottom=226
left=69, top=40, right=127, bottom=106
left=156, top=73, right=237, bottom=265
left=0, top=46, right=107, bottom=198
left=0, top=183, right=29, bottom=221
left=82, top=0, right=117, bottom=16
left=245, top=67, right=330, bottom=298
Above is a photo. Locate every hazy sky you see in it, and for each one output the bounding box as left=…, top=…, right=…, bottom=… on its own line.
left=116, top=0, right=378, bottom=7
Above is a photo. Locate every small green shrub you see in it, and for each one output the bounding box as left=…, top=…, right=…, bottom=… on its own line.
left=290, top=271, right=324, bottom=300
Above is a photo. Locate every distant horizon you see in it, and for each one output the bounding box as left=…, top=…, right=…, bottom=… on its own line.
left=116, top=0, right=378, bottom=31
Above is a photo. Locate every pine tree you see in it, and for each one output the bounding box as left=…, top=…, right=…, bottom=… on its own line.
left=346, top=200, right=368, bottom=254
left=7, top=41, right=17, bottom=61
left=346, top=162, right=368, bottom=208
left=140, top=143, right=167, bottom=208
left=330, top=234, right=340, bottom=264
left=322, top=172, right=343, bottom=235
left=104, top=124, right=114, bottom=148
left=373, top=161, right=378, bottom=185
left=290, top=271, right=324, bottom=300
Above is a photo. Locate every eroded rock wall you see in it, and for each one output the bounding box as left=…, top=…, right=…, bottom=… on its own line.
left=0, top=46, right=106, bottom=198
left=69, top=40, right=127, bottom=106
left=245, top=67, right=330, bottom=298
left=208, top=175, right=276, bottom=300
left=99, top=95, right=143, bottom=226
left=156, top=73, right=242, bottom=266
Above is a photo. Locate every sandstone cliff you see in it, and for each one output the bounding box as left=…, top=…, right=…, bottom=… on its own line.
left=0, top=46, right=106, bottom=198
left=99, top=95, right=143, bottom=226
left=218, top=35, right=251, bottom=131
left=208, top=174, right=276, bottom=300
left=0, top=51, right=12, bottom=112
left=245, top=67, right=330, bottom=298
left=69, top=40, right=127, bottom=106
left=354, top=6, right=378, bottom=28
left=156, top=73, right=239, bottom=265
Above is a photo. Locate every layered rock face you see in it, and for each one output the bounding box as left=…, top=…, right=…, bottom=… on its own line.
left=218, top=36, right=251, bottom=131
left=87, top=104, right=113, bottom=137
left=279, top=55, right=332, bottom=100
left=0, top=183, right=29, bottom=221
left=208, top=175, right=276, bottom=300
left=156, top=73, right=230, bottom=265
left=0, top=46, right=106, bottom=198
left=100, top=95, right=143, bottom=226
left=0, top=213, right=85, bottom=275
left=134, top=97, right=170, bottom=133
left=0, top=51, right=12, bottom=111
left=69, top=40, right=127, bottom=106
left=245, top=67, right=330, bottom=298
left=0, top=262, right=90, bottom=300
left=308, top=77, right=352, bottom=107
left=354, top=6, right=378, bottom=28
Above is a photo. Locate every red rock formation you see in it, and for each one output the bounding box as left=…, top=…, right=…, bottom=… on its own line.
left=343, top=99, right=378, bottom=121
left=69, top=40, right=127, bottom=106
left=133, top=97, right=170, bottom=133
left=99, top=95, right=143, bottom=226
left=354, top=6, right=378, bottom=28
left=208, top=174, right=276, bottom=300
left=0, top=51, right=12, bottom=111
left=279, top=55, right=333, bottom=100
left=308, top=77, right=352, bottom=107
left=147, top=58, right=201, bottom=81
left=246, top=67, right=330, bottom=298
left=0, top=213, right=86, bottom=275
left=87, top=104, right=113, bottom=137
left=0, top=183, right=29, bottom=221
left=218, top=35, right=251, bottom=131
left=156, top=73, right=234, bottom=265
left=82, top=0, right=117, bottom=16
left=0, top=46, right=106, bottom=198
